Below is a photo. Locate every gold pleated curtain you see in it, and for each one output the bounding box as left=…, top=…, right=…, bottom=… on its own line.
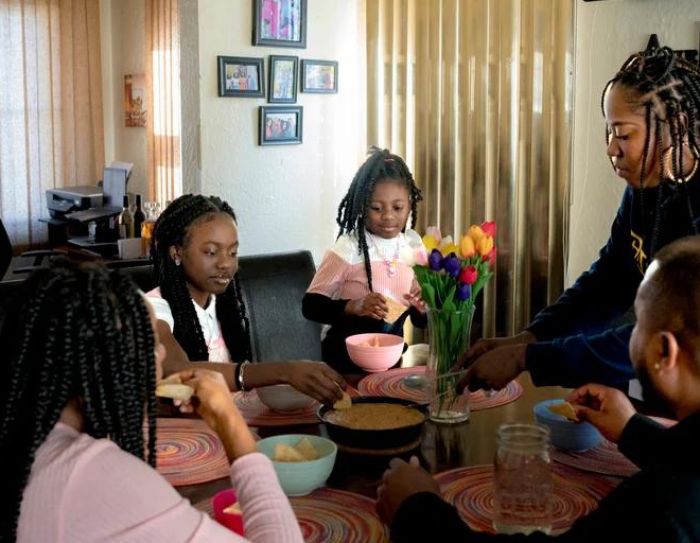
left=145, top=0, right=182, bottom=204
left=367, top=0, right=574, bottom=337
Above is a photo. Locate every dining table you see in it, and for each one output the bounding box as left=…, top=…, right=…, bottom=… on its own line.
left=157, top=346, right=630, bottom=540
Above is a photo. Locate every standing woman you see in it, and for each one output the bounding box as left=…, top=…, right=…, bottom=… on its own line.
left=460, top=42, right=700, bottom=391
left=0, top=260, right=302, bottom=542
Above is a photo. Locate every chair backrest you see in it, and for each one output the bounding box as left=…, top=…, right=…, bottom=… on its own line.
left=237, top=250, right=322, bottom=362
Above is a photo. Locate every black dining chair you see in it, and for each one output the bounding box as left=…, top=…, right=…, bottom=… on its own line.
left=0, top=217, right=12, bottom=280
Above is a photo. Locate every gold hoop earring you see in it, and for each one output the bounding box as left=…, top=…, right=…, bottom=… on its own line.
left=662, top=143, right=699, bottom=184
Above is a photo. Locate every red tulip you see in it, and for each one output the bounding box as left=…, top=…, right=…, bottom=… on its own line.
left=484, top=247, right=497, bottom=267
left=481, top=221, right=497, bottom=238
left=459, top=265, right=478, bottom=285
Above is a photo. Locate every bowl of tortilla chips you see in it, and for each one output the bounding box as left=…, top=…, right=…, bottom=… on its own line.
left=534, top=399, right=602, bottom=452
left=345, top=332, right=404, bottom=372
left=256, top=434, right=337, bottom=496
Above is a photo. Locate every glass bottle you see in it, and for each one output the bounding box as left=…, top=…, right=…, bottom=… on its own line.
left=118, top=195, right=134, bottom=239
left=493, top=423, right=553, bottom=535
left=133, top=194, right=146, bottom=239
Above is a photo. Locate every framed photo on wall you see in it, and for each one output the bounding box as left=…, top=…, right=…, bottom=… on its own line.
left=300, top=59, right=338, bottom=93
left=259, top=106, right=303, bottom=145
left=268, top=55, right=298, bottom=103
left=218, top=56, right=265, bottom=98
left=253, top=0, right=307, bottom=49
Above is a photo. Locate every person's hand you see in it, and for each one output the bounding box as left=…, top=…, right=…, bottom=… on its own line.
left=567, top=384, right=636, bottom=443
left=282, top=361, right=347, bottom=405
left=345, top=293, right=388, bottom=320
left=175, top=369, right=257, bottom=460
left=376, top=456, right=442, bottom=525
left=457, top=331, right=536, bottom=370
left=403, top=292, right=427, bottom=314
left=458, top=344, right=527, bottom=392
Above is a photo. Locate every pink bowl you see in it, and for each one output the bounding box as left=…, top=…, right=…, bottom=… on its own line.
left=212, top=489, right=244, bottom=535
left=345, top=333, right=404, bottom=372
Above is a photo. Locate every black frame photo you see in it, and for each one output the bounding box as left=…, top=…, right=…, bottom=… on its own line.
left=300, top=59, right=338, bottom=94
left=253, top=0, right=307, bottom=49
left=268, top=55, right=298, bottom=103
left=218, top=56, right=265, bottom=98
left=259, top=106, right=303, bottom=145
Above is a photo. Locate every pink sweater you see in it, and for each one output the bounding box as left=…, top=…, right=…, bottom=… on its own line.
left=18, top=423, right=303, bottom=542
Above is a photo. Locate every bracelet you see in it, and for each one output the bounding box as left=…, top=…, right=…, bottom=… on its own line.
left=237, top=360, right=250, bottom=391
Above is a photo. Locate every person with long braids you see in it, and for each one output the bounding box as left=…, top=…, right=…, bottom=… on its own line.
left=302, top=147, right=426, bottom=373
left=148, top=194, right=345, bottom=404
left=1, top=260, right=302, bottom=542
left=458, top=40, right=700, bottom=393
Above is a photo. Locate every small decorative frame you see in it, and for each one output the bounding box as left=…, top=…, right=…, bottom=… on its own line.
left=259, top=106, right=303, bottom=145
left=268, top=55, right=298, bottom=103
left=253, top=0, right=307, bottom=49
left=217, top=56, right=265, bottom=98
left=300, top=59, right=338, bottom=93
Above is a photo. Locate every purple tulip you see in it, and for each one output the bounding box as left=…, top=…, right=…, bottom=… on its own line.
left=428, top=249, right=443, bottom=271
left=443, top=254, right=461, bottom=278
left=456, top=283, right=471, bottom=301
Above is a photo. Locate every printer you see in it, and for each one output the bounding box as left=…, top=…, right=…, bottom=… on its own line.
left=46, top=185, right=103, bottom=219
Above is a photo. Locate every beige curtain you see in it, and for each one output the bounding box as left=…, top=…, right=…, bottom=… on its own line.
left=0, top=0, right=104, bottom=250
left=145, top=0, right=181, bottom=204
left=367, top=0, right=574, bottom=337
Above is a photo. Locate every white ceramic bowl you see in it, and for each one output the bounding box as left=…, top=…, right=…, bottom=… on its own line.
left=256, top=384, right=315, bottom=412
left=257, top=434, right=337, bottom=496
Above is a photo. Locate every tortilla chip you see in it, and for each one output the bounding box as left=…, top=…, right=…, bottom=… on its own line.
left=333, top=391, right=352, bottom=410
left=295, top=437, right=320, bottom=461
left=548, top=401, right=579, bottom=422
left=158, top=374, right=183, bottom=386
left=223, top=502, right=242, bottom=515
left=361, top=336, right=382, bottom=348
left=273, top=443, right=307, bottom=462
left=155, top=383, right=194, bottom=402
left=384, top=297, right=408, bottom=324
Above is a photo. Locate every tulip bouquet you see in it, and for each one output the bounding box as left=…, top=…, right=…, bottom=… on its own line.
left=412, top=221, right=497, bottom=422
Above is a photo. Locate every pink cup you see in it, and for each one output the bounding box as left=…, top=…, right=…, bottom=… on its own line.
left=212, top=489, right=244, bottom=536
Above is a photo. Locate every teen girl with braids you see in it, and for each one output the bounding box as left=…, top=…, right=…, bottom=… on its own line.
left=1, top=260, right=302, bottom=542
left=458, top=41, right=700, bottom=393
left=302, top=147, right=426, bottom=373
left=148, top=194, right=345, bottom=405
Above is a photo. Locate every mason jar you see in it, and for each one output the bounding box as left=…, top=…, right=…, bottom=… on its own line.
left=493, top=423, right=553, bottom=535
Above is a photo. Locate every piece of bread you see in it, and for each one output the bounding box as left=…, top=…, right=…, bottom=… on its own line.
left=333, top=391, right=352, bottom=410
left=155, top=383, right=194, bottom=402
left=548, top=401, right=579, bottom=422
left=384, top=297, right=408, bottom=324
left=294, top=437, right=320, bottom=460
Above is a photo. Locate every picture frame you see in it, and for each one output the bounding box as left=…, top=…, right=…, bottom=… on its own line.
left=268, top=55, right=298, bottom=103
left=259, top=106, right=303, bottom=145
left=300, top=59, right=338, bottom=93
left=253, top=0, right=307, bottom=49
left=217, top=56, right=265, bottom=98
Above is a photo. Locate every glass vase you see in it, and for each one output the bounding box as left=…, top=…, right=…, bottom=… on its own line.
left=426, top=306, right=475, bottom=424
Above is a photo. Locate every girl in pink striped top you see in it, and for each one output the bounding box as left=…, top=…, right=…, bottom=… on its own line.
left=303, top=147, right=427, bottom=373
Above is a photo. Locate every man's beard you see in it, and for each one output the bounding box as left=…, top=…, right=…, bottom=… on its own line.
left=637, top=364, right=673, bottom=416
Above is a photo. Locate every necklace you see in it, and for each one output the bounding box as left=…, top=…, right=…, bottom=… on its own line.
left=369, top=233, right=401, bottom=277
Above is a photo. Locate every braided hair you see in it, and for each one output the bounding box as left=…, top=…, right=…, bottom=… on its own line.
left=151, top=194, right=252, bottom=362
left=601, top=41, right=700, bottom=256
left=0, top=260, right=157, bottom=541
left=336, top=147, right=423, bottom=292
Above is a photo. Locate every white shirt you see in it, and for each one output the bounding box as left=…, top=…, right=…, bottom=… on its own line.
left=146, top=287, right=232, bottom=362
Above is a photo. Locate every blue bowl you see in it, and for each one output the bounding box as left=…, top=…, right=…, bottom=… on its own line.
left=534, top=399, right=603, bottom=452
left=257, top=434, right=337, bottom=496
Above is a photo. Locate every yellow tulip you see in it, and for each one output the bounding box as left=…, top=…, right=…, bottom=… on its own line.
left=477, top=235, right=494, bottom=257
left=460, top=235, right=475, bottom=258
left=440, top=243, right=459, bottom=257
left=422, top=234, right=439, bottom=251
left=468, top=225, right=485, bottom=245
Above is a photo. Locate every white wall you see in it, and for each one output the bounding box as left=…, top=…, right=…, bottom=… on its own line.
left=569, top=0, right=700, bottom=283
left=197, top=0, right=367, bottom=261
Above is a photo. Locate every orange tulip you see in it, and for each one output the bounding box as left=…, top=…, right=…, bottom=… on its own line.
left=477, top=235, right=494, bottom=257
left=468, top=225, right=485, bottom=245
left=459, top=235, right=475, bottom=258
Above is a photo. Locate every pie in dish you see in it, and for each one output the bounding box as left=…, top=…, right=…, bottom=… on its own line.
left=325, top=402, right=423, bottom=430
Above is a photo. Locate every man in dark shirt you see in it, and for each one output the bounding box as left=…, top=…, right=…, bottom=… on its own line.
left=377, top=235, right=700, bottom=542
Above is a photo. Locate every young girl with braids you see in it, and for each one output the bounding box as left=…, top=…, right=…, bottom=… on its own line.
left=1, top=260, right=302, bottom=542
left=459, top=40, right=700, bottom=393
left=148, top=194, right=345, bottom=405
left=302, top=147, right=426, bottom=373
